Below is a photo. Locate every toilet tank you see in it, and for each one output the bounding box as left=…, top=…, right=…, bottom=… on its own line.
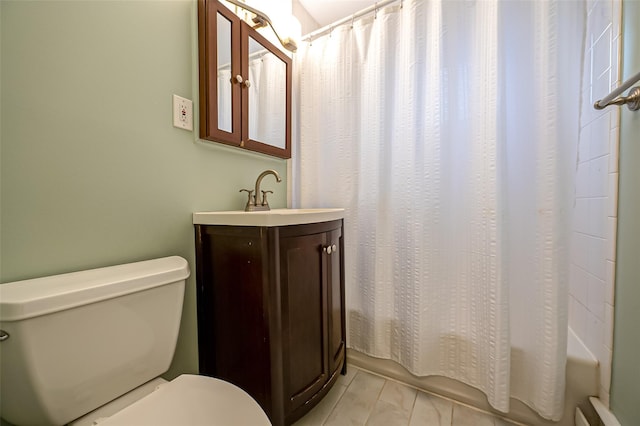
left=0, top=256, right=190, bottom=426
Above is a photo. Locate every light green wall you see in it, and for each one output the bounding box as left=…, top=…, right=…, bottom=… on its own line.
left=0, top=0, right=287, bottom=378
left=610, top=1, right=640, bottom=424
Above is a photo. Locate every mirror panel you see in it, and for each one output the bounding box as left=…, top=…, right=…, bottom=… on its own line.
left=247, top=36, right=287, bottom=150
left=216, top=12, right=232, bottom=133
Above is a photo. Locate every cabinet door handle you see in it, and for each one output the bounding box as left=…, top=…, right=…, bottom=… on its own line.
left=323, top=244, right=337, bottom=255
left=243, top=80, right=251, bottom=88
left=233, top=74, right=244, bottom=84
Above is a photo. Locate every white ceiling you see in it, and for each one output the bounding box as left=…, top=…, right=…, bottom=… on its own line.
left=299, top=0, right=378, bottom=28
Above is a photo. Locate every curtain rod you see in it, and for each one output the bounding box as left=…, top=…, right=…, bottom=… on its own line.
left=302, top=0, right=400, bottom=42
left=594, top=70, right=640, bottom=111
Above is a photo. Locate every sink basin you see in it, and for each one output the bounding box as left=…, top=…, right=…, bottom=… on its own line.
left=193, top=208, right=345, bottom=227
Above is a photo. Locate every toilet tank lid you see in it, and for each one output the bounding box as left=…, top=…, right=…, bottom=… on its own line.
left=0, top=256, right=190, bottom=321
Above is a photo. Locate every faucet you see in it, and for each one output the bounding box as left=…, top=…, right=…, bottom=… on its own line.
left=240, top=169, right=282, bottom=211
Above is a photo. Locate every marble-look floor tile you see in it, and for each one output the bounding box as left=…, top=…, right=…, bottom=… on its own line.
left=346, top=370, right=387, bottom=398
left=409, top=391, right=453, bottom=426
left=494, top=417, right=526, bottom=426
left=323, top=389, right=373, bottom=426
left=324, top=371, right=385, bottom=426
left=336, top=366, right=358, bottom=388
left=293, top=365, right=527, bottom=426
left=378, top=380, right=417, bottom=412
left=365, top=399, right=411, bottom=426
left=452, top=403, right=498, bottom=426
left=293, top=383, right=347, bottom=426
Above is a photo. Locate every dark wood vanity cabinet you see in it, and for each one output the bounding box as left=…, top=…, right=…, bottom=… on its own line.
left=195, top=220, right=346, bottom=426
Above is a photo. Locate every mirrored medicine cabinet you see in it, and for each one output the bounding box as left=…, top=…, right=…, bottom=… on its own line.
left=198, top=0, right=292, bottom=159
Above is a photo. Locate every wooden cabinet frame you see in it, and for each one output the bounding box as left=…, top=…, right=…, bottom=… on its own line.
left=198, top=0, right=292, bottom=158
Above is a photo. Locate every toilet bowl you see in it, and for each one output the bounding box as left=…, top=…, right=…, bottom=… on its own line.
left=71, top=375, right=270, bottom=426
left=0, top=256, right=270, bottom=426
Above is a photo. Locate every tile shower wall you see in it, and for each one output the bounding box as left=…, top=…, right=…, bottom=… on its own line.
left=570, top=0, right=621, bottom=407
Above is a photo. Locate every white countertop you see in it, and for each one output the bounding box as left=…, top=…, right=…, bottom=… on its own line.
left=193, top=208, right=345, bottom=227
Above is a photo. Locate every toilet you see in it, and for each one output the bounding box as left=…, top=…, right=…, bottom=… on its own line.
left=0, top=256, right=270, bottom=426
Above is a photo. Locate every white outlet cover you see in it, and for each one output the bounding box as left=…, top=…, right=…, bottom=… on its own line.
left=173, top=94, right=193, bottom=131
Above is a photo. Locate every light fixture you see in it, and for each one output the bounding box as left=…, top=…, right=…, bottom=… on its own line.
left=223, top=0, right=298, bottom=52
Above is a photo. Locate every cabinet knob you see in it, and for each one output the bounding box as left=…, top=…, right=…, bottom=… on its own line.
left=233, top=74, right=244, bottom=84
left=243, top=80, right=251, bottom=88
left=323, top=245, right=336, bottom=255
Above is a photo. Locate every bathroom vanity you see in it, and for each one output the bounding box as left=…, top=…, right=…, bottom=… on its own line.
left=193, top=209, right=346, bottom=426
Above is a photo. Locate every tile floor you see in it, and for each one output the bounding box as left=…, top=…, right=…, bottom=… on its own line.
left=293, top=366, right=526, bottom=426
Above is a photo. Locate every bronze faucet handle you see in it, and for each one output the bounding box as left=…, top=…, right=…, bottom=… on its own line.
left=239, top=189, right=255, bottom=209
left=260, top=190, right=273, bottom=206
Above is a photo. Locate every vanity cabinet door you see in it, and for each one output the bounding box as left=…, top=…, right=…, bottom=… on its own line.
left=278, top=221, right=346, bottom=424
left=279, top=231, right=329, bottom=415
left=327, top=227, right=346, bottom=377
left=194, top=226, right=273, bottom=414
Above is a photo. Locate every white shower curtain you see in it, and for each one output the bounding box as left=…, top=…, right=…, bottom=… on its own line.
left=294, top=0, right=584, bottom=420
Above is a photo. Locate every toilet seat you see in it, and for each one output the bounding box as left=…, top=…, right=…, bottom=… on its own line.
left=95, top=374, right=271, bottom=426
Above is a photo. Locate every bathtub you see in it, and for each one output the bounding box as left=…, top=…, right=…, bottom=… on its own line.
left=347, top=327, right=598, bottom=426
